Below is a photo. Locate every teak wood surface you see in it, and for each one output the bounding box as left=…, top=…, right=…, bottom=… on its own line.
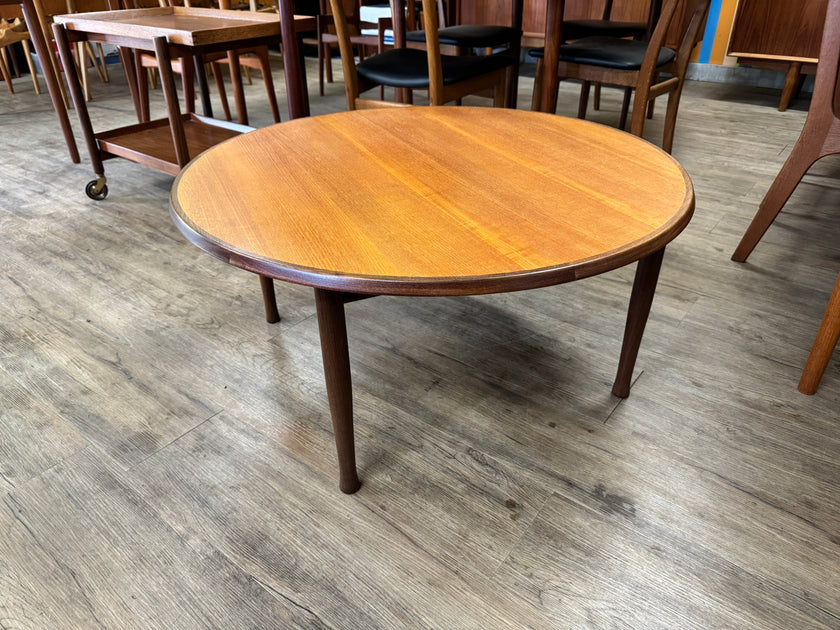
left=171, top=107, right=693, bottom=295
left=171, top=106, right=694, bottom=492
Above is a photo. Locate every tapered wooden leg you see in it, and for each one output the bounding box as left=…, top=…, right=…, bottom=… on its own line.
left=210, top=61, right=232, bottom=121
left=255, top=47, right=281, bottom=123
left=193, top=54, right=213, bottom=118
left=53, top=23, right=102, bottom=174
left=731, top=134, right=823, bottom=262
left=618, top=86, right=632, bottom=130
left=577, top=80, right=590, bottom=119
left=799, top=270, right=840, bottom=394
left=779, top=61, right=803, bottom=112
left=612, top=248, right=665, bottom=398
left=314, top=288, right=361, bottom=494
left=26, top=0, right=79, bottom=163
left=227, top=51, right=248, bottom=125
left=259, top=275, right=280, bottom=324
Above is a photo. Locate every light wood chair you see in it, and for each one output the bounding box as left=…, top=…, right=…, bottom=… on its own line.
left=0, top=16, right=40, bottom=94
left=800, top=270, right=840, bottom=394
left=204, top=0, right=281, bottom=124
left=304, top=0, right=391, bottom=97
left=329, top=0, right=514, bottom=110
left=529, top=0, right=710, bottom=154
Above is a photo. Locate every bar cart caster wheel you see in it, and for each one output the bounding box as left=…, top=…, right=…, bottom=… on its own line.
left=85, top=179, right=108, bottom=200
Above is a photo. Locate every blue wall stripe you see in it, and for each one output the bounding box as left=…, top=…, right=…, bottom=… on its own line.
left=697, top=0, right=723, bottom=64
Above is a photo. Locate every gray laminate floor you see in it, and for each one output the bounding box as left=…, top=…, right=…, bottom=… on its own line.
left=1, top=54, right=838, bottom=629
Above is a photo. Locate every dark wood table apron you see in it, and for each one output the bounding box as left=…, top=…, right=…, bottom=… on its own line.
left=170, top=107, right=695, bottom=494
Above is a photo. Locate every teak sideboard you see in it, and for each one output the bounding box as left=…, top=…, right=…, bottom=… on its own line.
left=727, top=0, right=828, bottom=111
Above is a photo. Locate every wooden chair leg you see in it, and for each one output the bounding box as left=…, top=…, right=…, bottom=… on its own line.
left=97, top=43, right=110, bottom=82
left=136, top=52, right=150, bottom=123
left=577, top=80, right=591, bottom=119
left=181, top=55, right=195, bottom=114
left=317, top=40, right=325, bottom=96
left=255, top=47, right=281, bottom=123
left=77, top=42, right=90, bottom=101
left=618, top=86, right=632, bottom=130
left=799, top=270, right=840, bottom=394
left=210, top=61, right=232, bottom=121
left=0, top=48, right=13, bottom=93
left=661, top=86, right=685, bottom=154
left=22, top=40, right=40, bottom=94
left=530, top=57, right=543, bottom=111
left=731, top=129, right=829, bottom=262
left=593, top=82, right=601, bottom=110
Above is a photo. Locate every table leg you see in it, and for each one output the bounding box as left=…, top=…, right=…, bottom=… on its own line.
left=314, top=288, right=361, bottom=494
left=612, top=247, right=665, bottom=398
left=22, top=0, right=79, bottom=163
left=259, top=275, right=280, bottom=323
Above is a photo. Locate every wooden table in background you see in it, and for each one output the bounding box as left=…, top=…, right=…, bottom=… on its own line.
left=170, top=107, right=695, bottom=494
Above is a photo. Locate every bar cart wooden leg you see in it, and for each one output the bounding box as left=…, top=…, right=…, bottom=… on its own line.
left=314, top=288, right=361, bottom=494
left=612, top=247, right=665, bottom=398
left=53, top=22, right=107, bottom=197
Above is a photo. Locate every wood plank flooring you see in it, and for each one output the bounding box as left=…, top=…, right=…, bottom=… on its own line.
left=1, top=55, right=839, bottom=629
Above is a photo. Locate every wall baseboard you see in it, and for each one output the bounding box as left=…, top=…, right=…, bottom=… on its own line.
left=686, top=62, right=815, bottom=93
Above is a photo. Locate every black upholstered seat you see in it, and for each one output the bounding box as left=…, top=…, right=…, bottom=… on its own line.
left=528, top=37, right=676, bottom=71
left=329, top=0, right=514, bottom=109
left=562, top=19, right=647, bottom=41
left=405, top=24, right=521, bottom=49
left=358, top=47, right=514, bottom=89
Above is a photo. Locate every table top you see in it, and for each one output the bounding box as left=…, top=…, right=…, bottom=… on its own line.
left=170, top=107, right=694, bottom=296
left=54, top=6, right=313, bottom=47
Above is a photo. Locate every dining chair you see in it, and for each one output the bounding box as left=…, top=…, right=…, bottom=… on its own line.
left=329, top=0, right=514, bottom=110
left=204, top=0, right=281, bottom=124
left=404, top=0, right=523, bottom=107
left=800, top=269, right=840, bottom=394
left=529, top=0, right=710, bottom=154
left=562, top=0, right=653, bottom=114
left=731, top=0, right=840, bottom=263
left=304, top=0, right=391, bottom=97
left=0, top=16, right=40, bottom=94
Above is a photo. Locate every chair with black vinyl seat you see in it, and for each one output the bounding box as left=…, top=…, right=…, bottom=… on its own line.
left=563, top=0, right=650, bottom=42
left=529, top=0, right=710, bottom=154
left=329, top=0, right=514, bottom=110
left=304, top=0, right=391, bottom=97
left=403, top=0, right=523, bottom=107
left=562, top=0, right=652, bottom=114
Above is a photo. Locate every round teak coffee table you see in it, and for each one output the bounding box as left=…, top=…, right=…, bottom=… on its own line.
left=170, top=107, right=694, bottom=493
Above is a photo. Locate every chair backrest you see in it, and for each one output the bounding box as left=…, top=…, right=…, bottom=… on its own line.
left=811, top=0, right=840, bottom=116
left=638, top=0, right=709, bottom=85
left=420, top=0, right=444, bottom=105
left=329, top=0, right=417, bottom=109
